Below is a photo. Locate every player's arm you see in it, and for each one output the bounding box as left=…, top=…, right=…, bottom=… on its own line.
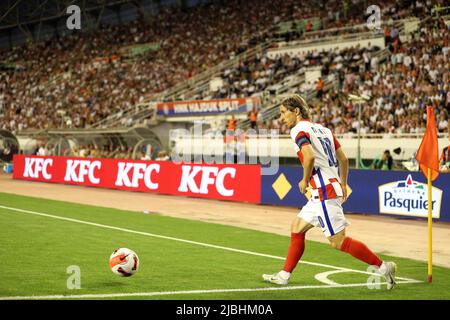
left=336, top=147, right=349, bottom=202
left=333, top=133, right=349, bottom=202
left=299, top=144, right=315, bottom=194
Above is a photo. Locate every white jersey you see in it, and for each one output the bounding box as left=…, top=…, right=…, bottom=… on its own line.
left=290, top=120, right=343, bottom=201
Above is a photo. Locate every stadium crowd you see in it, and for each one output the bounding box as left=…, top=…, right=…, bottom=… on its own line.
left=0, top=0, right=448, bottom=140
left=0, top=0, right=412, bottom=134
left=264, top=17, right=449, bottom=136
left=203, top=41, right=384, bottom=103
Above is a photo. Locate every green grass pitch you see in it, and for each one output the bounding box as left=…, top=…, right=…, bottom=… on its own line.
left=0, top=192, right=449, bottom=300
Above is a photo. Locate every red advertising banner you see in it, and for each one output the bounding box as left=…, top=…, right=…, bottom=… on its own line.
left=12, top=155, right=261, bottom=204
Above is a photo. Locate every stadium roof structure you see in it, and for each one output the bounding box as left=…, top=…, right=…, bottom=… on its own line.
left=0, top=0, right=140, bottom=30
left=16, top=126, right=164, bottom=156
left=0, top=0, right=181, bottom=47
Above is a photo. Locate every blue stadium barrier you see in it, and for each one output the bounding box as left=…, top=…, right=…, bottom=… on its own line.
left=261, top=167, right=450, bottom=222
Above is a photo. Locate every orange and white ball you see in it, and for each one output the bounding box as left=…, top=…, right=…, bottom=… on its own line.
left=109, top=248, right=139, bottom=277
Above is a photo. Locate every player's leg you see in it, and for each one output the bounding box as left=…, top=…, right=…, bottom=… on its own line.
left=320, top=197, right=397, bottom=289
left=263, top=217, right=314, bottom=285
left=324, top=194, right=398, bottom=290
left=329, top=229, right=383, bottom=266
left=263, top=202, right=317, bottom=285
left=283, top=217, right=314, bottom=271
left=328, top=229, right=397, bottom=289
left=320, top=198, right=383, bottom=266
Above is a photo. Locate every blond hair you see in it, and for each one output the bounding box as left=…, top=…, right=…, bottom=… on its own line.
left=281, top=94, right=311, bottom=120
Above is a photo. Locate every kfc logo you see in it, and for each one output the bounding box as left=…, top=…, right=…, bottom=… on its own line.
left=178, top=165, right=236, bottom=197
left=23, top=157, right=53, bottom=180
left=115, top=162, right=160, bottom=190
left=64, top=160, right=101, bottom=184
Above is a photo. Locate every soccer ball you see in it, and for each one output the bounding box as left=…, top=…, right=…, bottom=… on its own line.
left=109, top=248, right=139, bottom=277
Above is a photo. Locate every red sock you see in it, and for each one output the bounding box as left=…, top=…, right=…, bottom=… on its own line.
left=340, top=237, right=382, bottom=267
left=283, top=232, right=306, bottom=272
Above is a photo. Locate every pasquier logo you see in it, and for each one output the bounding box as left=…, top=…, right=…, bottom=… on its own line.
left=378, top=174, right=443, bottom=219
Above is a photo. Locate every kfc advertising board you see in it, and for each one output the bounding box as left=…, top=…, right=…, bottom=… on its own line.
left=13, top=155, right=261, bottom=204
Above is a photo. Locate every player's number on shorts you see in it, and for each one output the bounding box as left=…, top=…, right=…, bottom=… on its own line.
left=318, top=137, right=338, bottom=167
left=318, top=216, right=325, bottom=229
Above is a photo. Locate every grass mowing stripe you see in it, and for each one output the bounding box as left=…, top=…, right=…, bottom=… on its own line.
left=0, top=204, right=420, bottom=283
left=0, top=280, right=422, bottom=300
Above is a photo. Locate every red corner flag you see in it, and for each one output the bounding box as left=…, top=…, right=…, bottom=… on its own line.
left=416, top=106, right=440, bottom=181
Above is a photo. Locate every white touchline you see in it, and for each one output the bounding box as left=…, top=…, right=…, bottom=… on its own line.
left=0, top=205, right=420, bottom=283
left=0, top=280, right=422, bottom=300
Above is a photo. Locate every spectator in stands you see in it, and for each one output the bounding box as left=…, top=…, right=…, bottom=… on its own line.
left=390, top=25, right=399, bottom=43
left=440, top=125, right=450, bottom=173
left=384, top=25, right=391, bottom=47
left=363, top=50, right=371, bottom=72
left=305, top=19, right=312, bottom=32
left=140, top=150, right=152, bottom=160
left=155, top=150, right=170, bottom=161
left=78, top=146, right=89, bottom=158
left=34, top=140, right=48, bottom=156
left=227, top=115, right=237, bottom=131
left=437, top=109, right=448, bottom=133
left=343, top=0, right=349, bottom=19
left=316, top=77, right=324, bottom=99
left=376, top=150, right=394, bottom=170
left=1, top=141, right=14, bottom=163
left=88, top=145, right=100, bottom=158
left=248, top=107, right=258, bottom=129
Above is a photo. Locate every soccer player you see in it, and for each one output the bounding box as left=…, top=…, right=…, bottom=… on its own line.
left=263, top=95, right=397, bottom=289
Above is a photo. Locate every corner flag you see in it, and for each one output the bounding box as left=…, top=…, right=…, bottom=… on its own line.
left=415, top=106, right=440, bottom=283
left=416, top=106, right=440, bottom=181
